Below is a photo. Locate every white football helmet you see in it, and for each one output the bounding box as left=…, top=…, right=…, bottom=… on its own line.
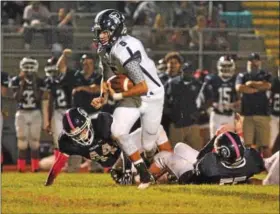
left=19, top=57, right=39, bottom=74
left=217, top=56, right=235, bottom=79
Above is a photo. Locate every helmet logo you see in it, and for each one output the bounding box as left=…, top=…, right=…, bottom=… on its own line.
left=77, top=108, right=88, bottom=117
left=109, top=12, right=121, bottom=24
left=220, top=146, right=231, bottom=158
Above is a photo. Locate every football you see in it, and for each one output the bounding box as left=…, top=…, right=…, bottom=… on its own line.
left=107, top=74, right=134, bottom=92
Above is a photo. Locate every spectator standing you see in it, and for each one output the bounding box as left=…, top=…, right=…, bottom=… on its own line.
left=214, top=20, right=230, bottom=51
left=173, top=1, right=196, bottom=28
left=22, top=1, right=52, bottom=50
left=189, top=15, right=215, bottom=70
left=165, top=63, right=212, bottom=150
left=54, top=8, right=74, bottom=49
left=235, top=53, right=272, bottom=156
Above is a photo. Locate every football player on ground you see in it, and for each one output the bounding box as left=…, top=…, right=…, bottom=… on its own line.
left=44, top=107, right=172, bottom=186
left=43, top=57, right=75, bottom=158
left=149, top=131, right=266, bottom=185
left=205, top=56, right=240, bottom=138
left=91, top=9, right=165, bottom=189
left=9, top=57, right=47, bottom=172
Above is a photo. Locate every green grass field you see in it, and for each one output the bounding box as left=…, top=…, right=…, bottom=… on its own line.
left=2, top=173, right=279, bottom=214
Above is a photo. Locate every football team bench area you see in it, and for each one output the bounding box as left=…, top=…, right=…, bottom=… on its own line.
left=2, top=173, right=279, bottom=214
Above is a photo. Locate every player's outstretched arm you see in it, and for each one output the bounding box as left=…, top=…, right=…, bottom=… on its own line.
left=57, top=49, right=72, bottom=73
left=45, top=152, right=69, bottom=186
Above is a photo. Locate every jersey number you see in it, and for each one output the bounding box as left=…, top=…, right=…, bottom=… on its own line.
left=89, top=143, right=117, bottom=162
left=22, top=90, right=36, bottom=108
left=219, top=176, right=247, bottom=185
left=56, top=89, right=67, bottom=107
left=273, top=93, right=280, bottom=112
left=218, top=87, right=232, bottom=110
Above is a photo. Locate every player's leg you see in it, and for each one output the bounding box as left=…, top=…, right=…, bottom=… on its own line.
left=255, top=116, right=271, bottom=157
left=29, top=110, right=42, bottom=172
left=243, top=116, right=255, bottom=147
left=155, top=125, right=173, bottom=152
left=150, top=151, right=194, bottom=181
left=174, top=142, right=199, bottom=164
left=263, top=151, right=279, bottom=185
left=15, top=111, right=29, bottom=172
left=209, top=111, right=219, bottom=138
left=111, top=103, right=152, bottom=186
left=140, top=99, right=164, bottom=161
left=270, top=115, right=279, bottom=150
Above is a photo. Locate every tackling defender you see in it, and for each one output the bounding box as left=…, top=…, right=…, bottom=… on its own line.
left=150, top=131, right=266, bottom=185
left=91, top=9, right=165, bottom=189
left=45, top=107, right=172, bottom=186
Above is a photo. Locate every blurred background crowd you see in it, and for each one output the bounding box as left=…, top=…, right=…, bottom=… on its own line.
left=1, top=1, right=279, bottom=172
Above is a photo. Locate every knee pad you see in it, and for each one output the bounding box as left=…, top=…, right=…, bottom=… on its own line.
left=154, top=151, right=172, bottom=170
left=29, top=140, right=40, bottom=150
left=17, top=139, right=28, bottom=150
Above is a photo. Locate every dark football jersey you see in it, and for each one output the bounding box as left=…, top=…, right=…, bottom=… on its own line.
left=270, top=77, right=280, bottom=116
left=58, top=112, right=121, bottom=167
left=45, top=71, right=76, bottom=109
left=205, top=74, right=238, bottom=115
left=72, top=70, right=102, bottom=114
left=10, top=76, right=46, bottom=110
left=193, top=148, right=265, bottom=184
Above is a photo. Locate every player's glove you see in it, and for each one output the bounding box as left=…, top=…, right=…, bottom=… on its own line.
left=110, top=168, right=123, bottom=184
left=119, top=170, right=133, bottom=185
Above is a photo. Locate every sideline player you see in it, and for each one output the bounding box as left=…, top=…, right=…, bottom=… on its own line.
left=91, top=9, right=164, bottom=188
left=9, top=57, right=47, bottom=172
left=205, top=56, right=239, bottom=138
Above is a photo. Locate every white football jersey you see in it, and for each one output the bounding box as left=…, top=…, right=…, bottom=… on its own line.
left=99, top=35, right=163, bottom=94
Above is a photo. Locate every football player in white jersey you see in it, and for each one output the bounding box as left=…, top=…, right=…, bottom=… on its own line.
left=9, top=57, right=47, bottom=172
left=91, top=9, right=165, bottom=189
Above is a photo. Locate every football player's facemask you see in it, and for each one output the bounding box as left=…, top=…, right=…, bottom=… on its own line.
left=19, top=57, right=39, bottom=80
left=44, top=57, right=59, bottom=78
left=92, top=9, right=127, bottom=52
left=217, top=56, right=235, bottom=79
left=214, top=131, right=246, bottom=167
left=62, top=108, right=95, bottom=146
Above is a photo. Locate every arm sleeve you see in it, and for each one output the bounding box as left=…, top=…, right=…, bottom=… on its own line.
left=124, top=60, right=145, bottom=84
left=197, top=136, right=217, bottom=160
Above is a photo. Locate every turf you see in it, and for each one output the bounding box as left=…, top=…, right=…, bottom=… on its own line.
left=1, top=173, right=279, bottom=214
